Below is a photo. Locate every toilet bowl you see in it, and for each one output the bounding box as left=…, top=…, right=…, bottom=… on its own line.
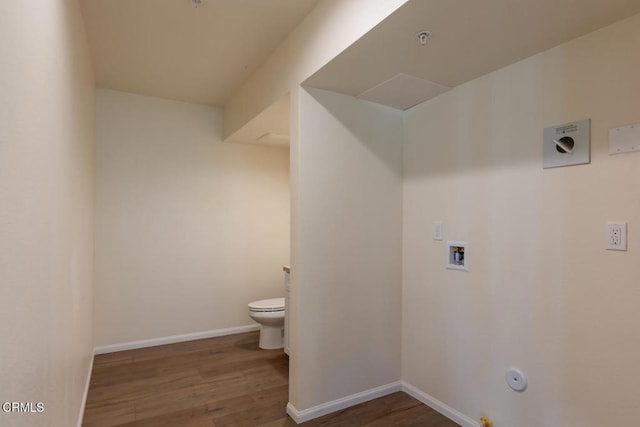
left=248, top=297, right=285, bottom=350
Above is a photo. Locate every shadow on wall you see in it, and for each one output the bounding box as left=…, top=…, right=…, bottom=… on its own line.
left=303, top=86, right=403, bottom=178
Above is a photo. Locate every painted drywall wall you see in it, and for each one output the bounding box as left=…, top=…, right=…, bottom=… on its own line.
left=0, top=1, right=95, bottom=426
left=289, top=87, right=403, bottom=411
left=224, top=0, right=408, bottom=139
left=402, top=13, right=640, bottom=427
left=94, top=89, right=290, bottom=347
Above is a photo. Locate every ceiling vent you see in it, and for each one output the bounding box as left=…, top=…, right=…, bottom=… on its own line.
left=357, top=73, right=450, bottom=110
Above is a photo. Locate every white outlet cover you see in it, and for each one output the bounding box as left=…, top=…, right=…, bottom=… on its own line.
left=606, top=222, right=627, bottom=251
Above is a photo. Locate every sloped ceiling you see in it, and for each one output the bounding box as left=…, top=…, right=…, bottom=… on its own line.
left=80, top=0, right=319, bottom=107
left=304, top=0, right=640, bottom=110
left=80, top=0, right=640, bottom=145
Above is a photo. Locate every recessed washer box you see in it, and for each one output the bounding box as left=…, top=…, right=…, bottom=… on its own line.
left=446, top=241, right=468, bottom=272
left=543, top=119, right=590, bottom=169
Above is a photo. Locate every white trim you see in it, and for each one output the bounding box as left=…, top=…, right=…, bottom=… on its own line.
left=94, top=324, right=260, bottom=355
left=401, top=381, right=479, bottom=427
left=76, top=353, right=94, bottom=427
left=286, top=381, right=402, bottom=423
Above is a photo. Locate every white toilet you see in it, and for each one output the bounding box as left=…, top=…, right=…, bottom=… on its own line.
left=248, top=297, right=285, bottom=350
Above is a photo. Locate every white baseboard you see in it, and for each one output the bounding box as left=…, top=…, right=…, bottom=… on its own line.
left=285, top=380, right=477, bottom=426
left=76, top=352, right=94, bottom=427
left=401, top=381, right=479, bottom=427
left=286, top=381, right=402, bottom=423
left=94, top=324, right=260, bottom=355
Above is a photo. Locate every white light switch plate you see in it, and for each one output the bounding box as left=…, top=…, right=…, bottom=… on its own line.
left=433, top=222, right=443, bottom=240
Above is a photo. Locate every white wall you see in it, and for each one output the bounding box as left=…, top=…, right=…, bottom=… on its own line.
left=0, top=1, right=95, bottom=426
left=289, top=87, right=403, bottom=411
left=94, top=89, right=290, bottom=347
left=224, top=0, right=408, bottom=139
left=402, top=13, right=640, bottom=426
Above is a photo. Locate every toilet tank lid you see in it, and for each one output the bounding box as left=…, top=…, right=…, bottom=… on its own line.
left=248, top=297, right=285, bottom=310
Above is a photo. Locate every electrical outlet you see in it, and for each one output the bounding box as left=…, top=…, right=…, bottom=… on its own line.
left=606, top=222, right=627, bottom=251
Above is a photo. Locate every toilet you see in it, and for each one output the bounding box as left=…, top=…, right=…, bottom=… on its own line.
left=248, top=297, right=285, bottom=350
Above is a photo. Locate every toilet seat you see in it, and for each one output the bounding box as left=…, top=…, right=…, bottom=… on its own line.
left=248, top=297, right=285, bottom=312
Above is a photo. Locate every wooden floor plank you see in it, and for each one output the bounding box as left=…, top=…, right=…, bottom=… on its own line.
left=82, top=331, right=460, bottom=427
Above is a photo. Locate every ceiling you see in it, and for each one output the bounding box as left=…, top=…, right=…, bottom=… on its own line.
left=80, top=0, right=640, bottom=146
left=80, top=0, right=319, bottom=107
left=304, top=0, right=640, bottom=110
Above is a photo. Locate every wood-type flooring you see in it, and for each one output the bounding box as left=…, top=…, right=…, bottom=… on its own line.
left=83, top=331, right=460, bottom=426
